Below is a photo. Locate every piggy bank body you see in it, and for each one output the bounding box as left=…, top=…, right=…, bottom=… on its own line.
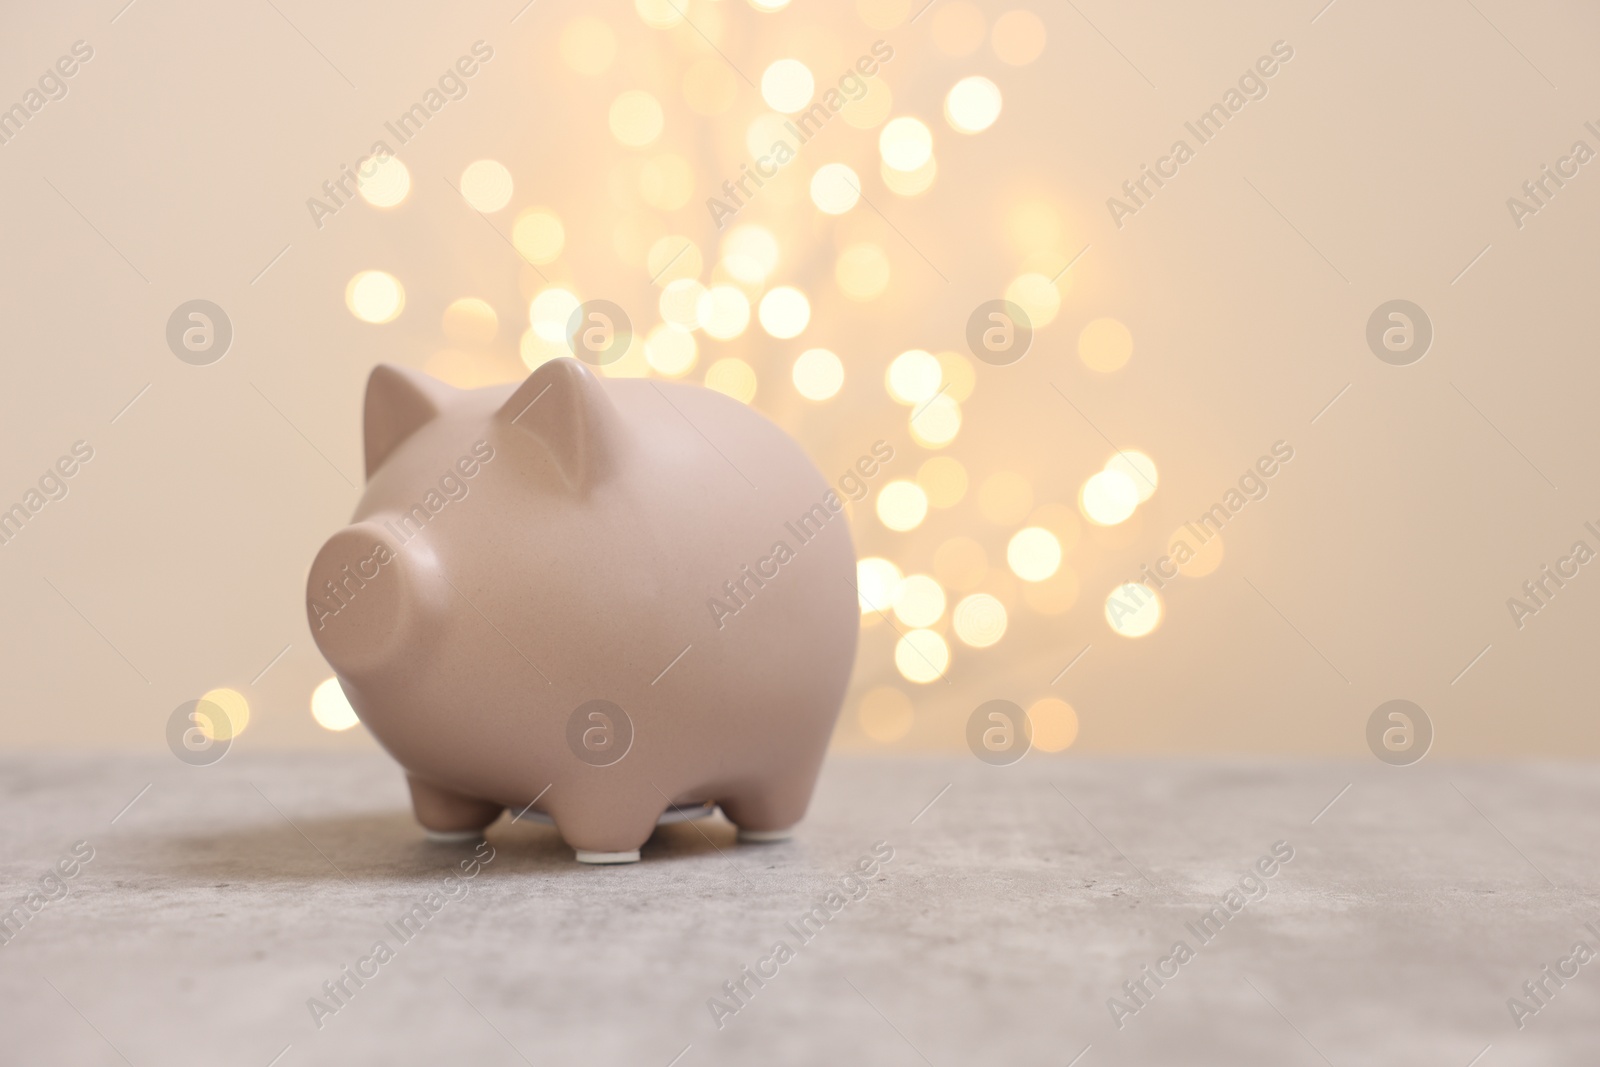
left=307, top=358, right=859, bottom=862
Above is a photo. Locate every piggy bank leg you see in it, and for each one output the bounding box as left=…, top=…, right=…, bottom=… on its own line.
left=407, top=774, right=504, bottom=842
left=718, top=781, right=812, bottom=844
left=544, top=795, right=662, bottom=865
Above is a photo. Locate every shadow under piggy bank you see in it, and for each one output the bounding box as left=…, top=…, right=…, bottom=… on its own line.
left=158, top=808, right=745, bottom=885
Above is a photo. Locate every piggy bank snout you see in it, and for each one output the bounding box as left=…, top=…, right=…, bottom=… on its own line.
left=306, top=522, right=417, bottom=677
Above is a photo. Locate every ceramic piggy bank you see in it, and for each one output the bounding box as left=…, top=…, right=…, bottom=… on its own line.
left=306, top=358, right=862, bottom=863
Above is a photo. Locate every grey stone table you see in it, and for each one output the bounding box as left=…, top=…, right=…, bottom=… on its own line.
left=2, top=752, right=1597, bottom=1066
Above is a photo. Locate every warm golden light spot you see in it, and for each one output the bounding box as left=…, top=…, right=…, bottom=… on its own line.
left=1008, top=526, right=1062, bottom=582
left=357, top=155, right=410, bottom=207
left=934, top=536, right=987, bottom=591
left=345, top=271, right=405, bottom=324
left=952, top=593, right=1007, bottom=648
left=722, top=225, right=780, bottom=284
left=761, top=58, right=815, bottom=113
left=886, top=349, right=942, bottom=405
left=1089, top=511, right=1143, bottom=550
left=705, top=358, right=758, bottom=403
left=793, top=348, right=844, bottom=400
left=882, top=155, right=937, bottom=196
left=512, top=209, right=565, bottom=265
left=1106, top=583, right=1162, bottom=637
left=1080, top=468, right=1139, bottom=526
left=992, top=8, right=1047, bottom=65
left=684, top=58, right=739, bottom=115
left=1106, top=450, right=1158, bottom=501
left=742, top=112, right=792, bottom=160
left=529, top=287, right=580, bottom=342
left=640, top=153, right=695, bottom=210
left=857, top=556, right=903, bottom=615
left=1004, top=272, right=1060, bottom=328
left=1021, top=567, right=1078, bottom=614
left=592, top=331, right=646, bottom=378
left=425, top=349, right=523, bottom=389
left=520, top=329, right=567, bottom=371
left=611, top=213, right=649, bottom=266
left=648, top=236, right=702, bottom=285
left=945, top=76, right=1003, bottom=133
left=197, top=687, right=249, bottom=741
left=935, top=350, right=976, bottom=402
left=459, top=160, right=513, bottom=213
left=842, top=77, right=893, bottom=128
left=441, top=297, right=498, bottom=344
left=635, top=0, right=685, bottom=29
left=750, top=0, right=793, bottom=10
left=1173, top=527, right=1225, bottom=578
left=930, top=2, right=987, bottom=55
left=876, top=480, right=928, bottom=532
left=690, top=0, right=728, bottom=37
left=646, top=323, right=698, bottom=377
left=1020, top=249, right=1075, bottom=284
left=1079, top=317, right=1133, bottom=373
left=1028, top=698, right=1079, bottom=752
left=910, top=394, right=961, bottom=448
left=895, top=629, right=949, bottom=684
left=978, top=471, right=1034, bottom=525
left=560, top=17, right=616, bottom=75
left=1005, top=200, right=1062, bottom=254
left=811, top=163, right=862, bottom=215
left=697, top=285, right=751, bottom=340
left=1027, top=502, right=1082, bottom=552
left=660, top=278, right=708, bottom=329
left=836, top=243, right=890, bottom=301
left=758, top=286, right=810, bottom=338
left=880, top=116, right=933, bottom=171
left=601, top=340, right=651, bottom=380
left=858, top=686, right=913, bottom=742
left=857, top=0, right=911, bottom=29
left=918, top=456, right=968, bottom=508
left=609, top=89, right=664, bottom=146
left=894, top=574, right=947, bottom=628
left=311, top=677, right=360, bottom=731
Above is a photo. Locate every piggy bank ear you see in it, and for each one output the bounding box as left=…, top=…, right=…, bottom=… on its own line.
left=494, top=357, right=619, bottom=492
left=364, top=365, right=458, bottom=479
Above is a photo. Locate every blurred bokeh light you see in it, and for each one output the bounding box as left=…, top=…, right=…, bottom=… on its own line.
left=311, top=678, right=360, bottom=732
left=317, top=0, right=1172, bottom=753
left=198, top=688, right=249, bottom=741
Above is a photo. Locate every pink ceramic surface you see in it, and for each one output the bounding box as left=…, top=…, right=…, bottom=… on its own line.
left=306, top=358, right=860, bottom=861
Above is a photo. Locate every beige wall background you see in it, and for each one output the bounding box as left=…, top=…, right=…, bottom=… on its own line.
left=1, top=0, right=1596, bottom=757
